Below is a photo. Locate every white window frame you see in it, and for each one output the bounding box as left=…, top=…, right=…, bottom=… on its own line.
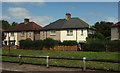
left=21, top=31, right=25, bottom=37
left=81, top=29, right=84, bottom=35
left=67, top=29, right=73, bottom=35
left=42, top=31, right=44, bottom=36
left=29, top=31, right=31, bottom=37
left=50, top=30, right=56, bottom=35
left=11, top=32, right=14, bottom=36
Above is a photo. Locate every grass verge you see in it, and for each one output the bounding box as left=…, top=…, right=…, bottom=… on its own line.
left=2, top=49, right=120, bottom=71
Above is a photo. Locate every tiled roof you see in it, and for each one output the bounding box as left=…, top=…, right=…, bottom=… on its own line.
left=112, top=21, right=120, bottom=27
left=4, top=22, right=42, bottom=32
left=40, top=17, right=92, bottom=30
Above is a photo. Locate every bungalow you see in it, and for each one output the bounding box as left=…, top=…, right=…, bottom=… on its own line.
left=39, top=13, right=95, bottom=43
left=111, top=21, right=120, bottom=40
left=3, top=18, right=42, bottom=46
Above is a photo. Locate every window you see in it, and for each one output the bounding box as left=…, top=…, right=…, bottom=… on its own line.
left=50, top=30, right=56, bottom=35
left=29, top=31, right=31, bottom=37
left=67, top=29, right=73, bottom=36
left=11, top=32, right=14, bottom=36
left=81, top=29, right=83, bottom=35
left=42, top=31, right=44, bottom=36
left=21, top=32, right=25, bottom=36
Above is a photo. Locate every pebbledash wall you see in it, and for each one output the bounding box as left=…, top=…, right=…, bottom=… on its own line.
left=40, top=29, right=88, bottom=43
left=111, top=27, right=120, bottom=40
left=4, top=31, right=35, bottom=45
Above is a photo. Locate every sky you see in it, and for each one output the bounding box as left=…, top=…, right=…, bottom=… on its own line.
left=2, top=2, right=119, bottom=26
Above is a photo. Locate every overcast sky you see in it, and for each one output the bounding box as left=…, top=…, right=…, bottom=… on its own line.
left=2, top=2, right=119, bottom=26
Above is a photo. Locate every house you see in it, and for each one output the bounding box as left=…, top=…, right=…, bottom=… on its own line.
left=111, top=21, right=120, bottom=40
left=39, top=13, right=95, bottom=43
left=3, top=18, right=42, bottom=46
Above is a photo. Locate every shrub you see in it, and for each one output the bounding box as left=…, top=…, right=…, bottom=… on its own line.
left=60, top=40, right=77, bottom=46
left=107, top=40, right=120, bottom=52
left=43, top=38, right=59, bottom=50
left=33, top=40, right=43, bottom=50
left=19, top=40, right=33, bottom=49
left=83, top=38, right=106, bottom=52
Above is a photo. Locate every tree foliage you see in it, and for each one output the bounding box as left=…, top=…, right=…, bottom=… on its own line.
left=11, top=22, right=18, bottom=27
left=93, top=21, right=114, bottom=38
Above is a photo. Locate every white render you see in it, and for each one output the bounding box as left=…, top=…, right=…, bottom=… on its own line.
left=4, top=32, right=18, bottom=45
left=60, top=29, right=88, bottom=43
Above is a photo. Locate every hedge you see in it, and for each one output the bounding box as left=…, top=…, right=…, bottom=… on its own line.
left=60, top=40, right=77, bottom=46
left=83, top=38, right=106, bottom=52
left=107, top=40, right=120, bottom=52
left=19, top=38, right=77, bottom=50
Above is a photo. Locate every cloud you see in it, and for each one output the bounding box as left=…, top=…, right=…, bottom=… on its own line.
left=2, top=14, right=11, bottom=20
left=31, top=16, right=54, bottom=26
left=83, top=12, right=118, bottom=25
left=8, top=7, right=30, bottom=19
left=102, top=17, right=118, bottom=23
left=3, top=7, right=54, bottom=26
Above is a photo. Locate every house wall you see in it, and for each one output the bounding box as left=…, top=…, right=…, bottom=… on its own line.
left=40, top=31, right=60, bottom=40
left=17, top=31, right=34, bottom=45
left=3, top=31, right=36, bottom=46
left=40, top=31, right=47, bottom=40
left=60, top=29, right=88, bottom=43
left=47, top=31, right=60, bottom=40
left=111, top=27, right=119, bottom=40
left=4, top=32, right=18, bottom=45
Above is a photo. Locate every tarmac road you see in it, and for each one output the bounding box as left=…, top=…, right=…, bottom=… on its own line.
left=1, top=62, right=120, bottom=73
left=1, top=70, right=120, bottom=73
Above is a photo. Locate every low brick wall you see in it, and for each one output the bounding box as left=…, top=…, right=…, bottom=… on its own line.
left=43, top=45, right=77, bottom=51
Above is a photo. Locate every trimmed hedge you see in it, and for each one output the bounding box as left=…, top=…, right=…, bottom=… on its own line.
left=83, top=38, right=106, bottom=52
left=60, top=40, right=77, bottom=46
left=19, top=38, right=78, bottom=50
left=43, top=38, right=59, bottom=49
left=107, top=40, right=120, bottom=52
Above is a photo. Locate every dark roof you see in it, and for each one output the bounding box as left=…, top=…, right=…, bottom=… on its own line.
left=4, top=22, right=42, bottom=32
left=40, top=17, right=91, bottom=31
left=112, top=21, right=120, bottom=27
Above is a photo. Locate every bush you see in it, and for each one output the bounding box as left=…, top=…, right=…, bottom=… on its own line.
left=43, top=38, right=59, bottom=50
left=83, top=38, right=106, bottom=52
left=19, top=40, right=33, bottom=49
left=60, top=40, right=77, bottom=46
left=107, top=40, right=120, bottom=52
left=33, top=40, right=43, bottom=50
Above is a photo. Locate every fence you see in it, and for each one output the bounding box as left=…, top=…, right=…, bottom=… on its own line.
left=2, top=54, right=120, bottom=71
left=43, top=45, right=77, bottom=51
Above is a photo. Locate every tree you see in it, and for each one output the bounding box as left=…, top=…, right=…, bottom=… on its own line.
left=93, top=21, right=114, bottom=39
left=2, top=20, right=11, bottom=29
left=11, top=22, right=18, bottom=27
left=2, top=32, right=6, bottom=41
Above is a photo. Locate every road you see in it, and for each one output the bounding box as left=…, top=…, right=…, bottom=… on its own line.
left=1, top=70, right=120, bottom=73
left=1, top=62, right=120, bottom=73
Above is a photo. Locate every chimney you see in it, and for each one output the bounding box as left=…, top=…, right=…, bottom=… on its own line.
left=65, top=13, right=71, bottom=20
left=24, top=18, right=29, bottom=24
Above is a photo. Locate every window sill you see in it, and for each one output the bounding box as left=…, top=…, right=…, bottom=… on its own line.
left=50, top=34, right=56, bottom=36
left=67, top=34, right=73, bottom=36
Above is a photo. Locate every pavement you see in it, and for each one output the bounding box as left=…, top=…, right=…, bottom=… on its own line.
left=1, top=62, right=120, bottom=73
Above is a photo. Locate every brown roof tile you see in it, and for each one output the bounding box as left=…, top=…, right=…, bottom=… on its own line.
left=4, top=22, right=42, bottom=32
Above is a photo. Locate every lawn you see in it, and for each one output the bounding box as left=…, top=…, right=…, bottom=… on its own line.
left=2, top=49, right=120, bottom=71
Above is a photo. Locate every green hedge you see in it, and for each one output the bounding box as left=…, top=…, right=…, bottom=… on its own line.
left=60, top=40, right=77, bottom=46
left=83, top=38, right=106, bottom=52
left=107, top=40, right=120, bottom=52
left=19, top=38, right=78, bottom=50
left=43, top=38, right=59, bottom=49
